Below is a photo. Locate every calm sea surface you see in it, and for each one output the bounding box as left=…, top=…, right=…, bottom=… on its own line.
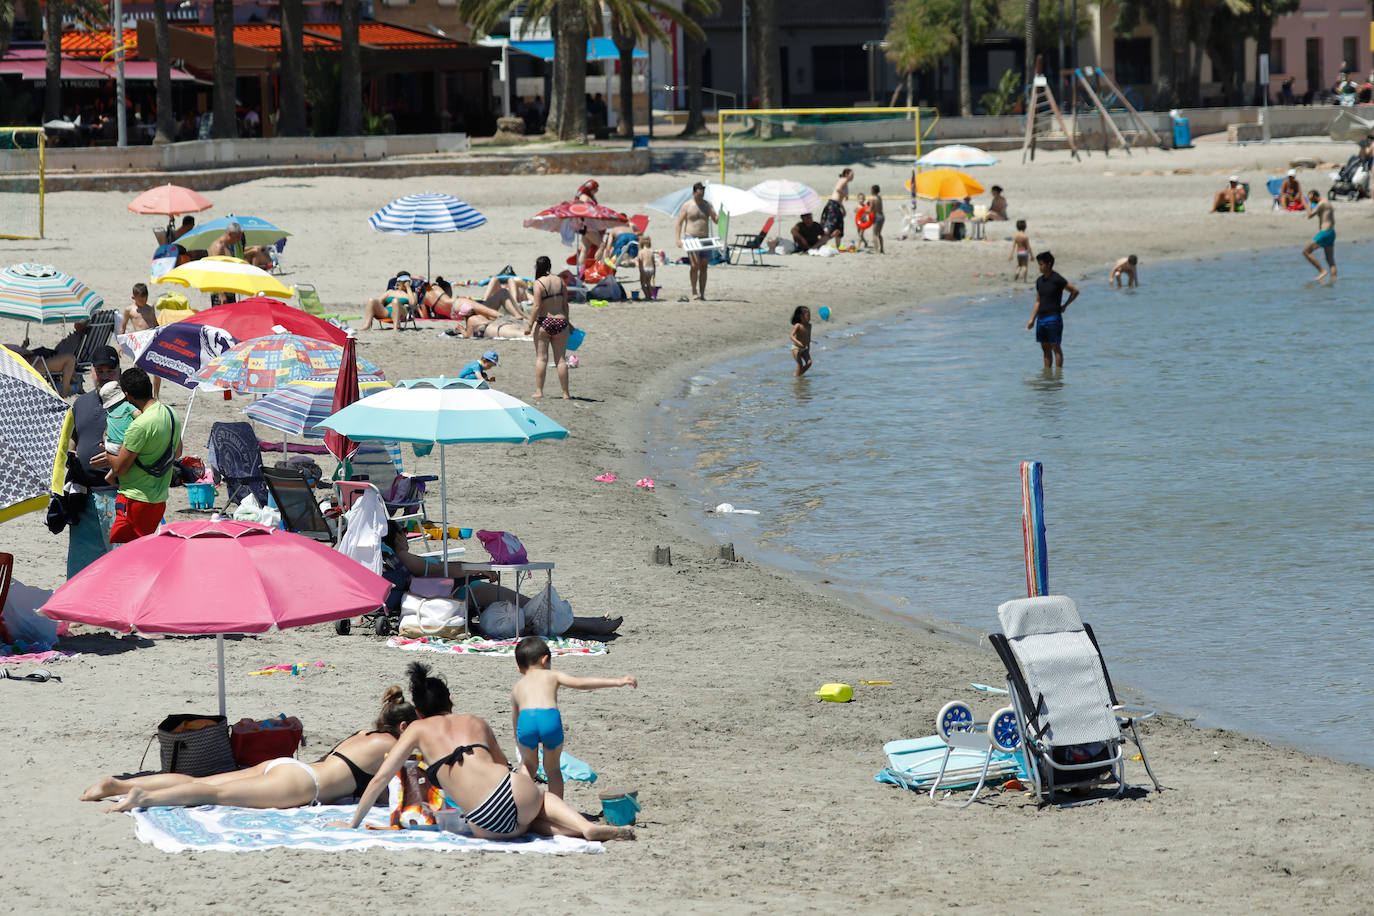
left=646, top=246, right=1373, bottom=767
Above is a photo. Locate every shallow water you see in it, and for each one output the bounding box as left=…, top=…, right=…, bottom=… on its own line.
left=648, top=246, right=1374, bottom=767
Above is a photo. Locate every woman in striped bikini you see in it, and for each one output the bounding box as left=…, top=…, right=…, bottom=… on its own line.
left=337, top=663, right=634, bottom=842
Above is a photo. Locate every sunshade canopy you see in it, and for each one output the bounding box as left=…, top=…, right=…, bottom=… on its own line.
left=0, top=345, right=74, bottom=524
left=746, top=179, right=825, bottom=217
left=128, top=184, right=213, bottom=216
left=156, top=257, right=295, bottom=300
left=316, top=385, right=568, bottom=444
left=178, top=295, right=346, bottom=346
left=647, top=183, right=763, bottom=218
left=368, top=193, right=487, bottom=235
left=192, top=333, right=382, bottom=395
left=908, top=169, right=986, bottom=200
left=915, top=144, right=999, bottom=168
left=176, top=215, right=292, bottom=250
left=0, top=263, right=103, bottom=323
left=508, top=38, right=645, bottom=62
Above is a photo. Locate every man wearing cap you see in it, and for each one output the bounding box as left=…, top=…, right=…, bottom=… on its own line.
left=64, top=345, right=123, bottom=576
left=1210, top=176, right=1247, bottom=213
left=459, top=350, right=500, bottom=383
left=1279, top=170, right=1303, bottom=210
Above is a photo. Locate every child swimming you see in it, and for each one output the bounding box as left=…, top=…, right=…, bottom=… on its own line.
left=789, top=306, right=812, bottom=377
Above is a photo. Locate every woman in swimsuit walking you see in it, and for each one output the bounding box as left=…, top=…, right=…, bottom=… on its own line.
left=527, top=255, right=572, bottom=399
left=85, top=687, right=417, bottom=812
left=337, top=663, right=633, bottom=842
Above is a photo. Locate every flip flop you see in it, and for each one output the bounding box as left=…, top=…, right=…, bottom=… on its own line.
left=2, top=668, right=60, bottom=683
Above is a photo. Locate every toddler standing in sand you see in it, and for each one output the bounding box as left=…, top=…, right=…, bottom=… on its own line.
left=789, top=306, right=812, bottom=377
left=511, top=636, right=637, bottom=799
left=635, top=234, right=657, bottom=299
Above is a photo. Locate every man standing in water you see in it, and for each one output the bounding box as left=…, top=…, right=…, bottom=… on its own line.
left=674, top=182, right=717, bottom=301
left=1026, top=251, right=1079, bottom=369
left=1302, top=189, right=1337, bottom=283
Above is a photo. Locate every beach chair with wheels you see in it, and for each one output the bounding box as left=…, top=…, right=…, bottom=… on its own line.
left=988, top=595, right=1161, bottom=807
left=923, top=701, right=1021, bottom=807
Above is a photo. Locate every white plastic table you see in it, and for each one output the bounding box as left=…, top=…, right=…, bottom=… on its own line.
left=456, top=561, right=554, bottom=635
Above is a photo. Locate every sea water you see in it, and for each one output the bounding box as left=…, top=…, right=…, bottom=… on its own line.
left=647, top=247, right=1373, bottom=767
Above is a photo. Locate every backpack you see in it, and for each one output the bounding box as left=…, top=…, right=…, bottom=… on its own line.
left=133, top=405, right=181, bottom=478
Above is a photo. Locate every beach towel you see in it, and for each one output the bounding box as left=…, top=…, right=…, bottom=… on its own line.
left=386, top=634, right=607, bottom=658
left=127, top=804, right=602, bottom=854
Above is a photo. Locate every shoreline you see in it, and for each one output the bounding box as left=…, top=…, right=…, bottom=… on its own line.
left=4, top=145, right=1374, bottom=911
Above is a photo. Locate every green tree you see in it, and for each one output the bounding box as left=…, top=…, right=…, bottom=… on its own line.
left=885, top=0, right=997, bottom=109
left=211, top=0, right=235, bottom=138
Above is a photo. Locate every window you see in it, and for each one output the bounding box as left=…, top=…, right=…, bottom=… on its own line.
left=1113, top=38, right=1152, bottom=86
left=1270, top=38, right=1285, bottom=76
left=811, top=45, right=868, bottom=95
left=1342, top=36, right=1358, bottom=71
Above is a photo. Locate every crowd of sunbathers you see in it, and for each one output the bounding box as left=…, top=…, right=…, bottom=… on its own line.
left=82, top=659, right=638, bottom=843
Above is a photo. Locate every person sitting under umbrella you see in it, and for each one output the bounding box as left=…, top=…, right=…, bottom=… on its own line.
left=85, top=687, right=417, bottom=812
left=10, top=320, right=87, bottom=396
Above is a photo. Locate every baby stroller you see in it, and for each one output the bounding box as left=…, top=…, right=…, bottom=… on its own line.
left=1328, top=154, right=1370, bottom=201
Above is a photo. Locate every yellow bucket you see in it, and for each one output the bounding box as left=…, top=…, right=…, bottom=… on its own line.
left=814, top=683, right=853, bottom=703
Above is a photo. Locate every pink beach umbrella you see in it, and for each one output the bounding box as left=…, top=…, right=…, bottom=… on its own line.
left=41, top=520, right=389, bottom=716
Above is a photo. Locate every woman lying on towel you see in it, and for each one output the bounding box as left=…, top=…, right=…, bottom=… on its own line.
left=423, top=276, right=529, bottom=322
left=83, top=687, right=418, bottom=813
left=333, top=663, right=634, bottom=842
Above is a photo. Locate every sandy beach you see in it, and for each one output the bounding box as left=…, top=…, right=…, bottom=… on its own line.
left=2, top=138, right=1372, bottom=913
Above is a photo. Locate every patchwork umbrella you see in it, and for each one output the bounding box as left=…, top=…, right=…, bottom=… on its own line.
left=316, top=384, right=568, bottom=572
left=0, top=345, right=74, bottom=524
left=647, top=182, right=763, bottom=218
left=176, top=214, right=292, bottom=250
left=0, top=263, right=104, bottom=324
left=156, top=257, right=295, bottom=300
left=368, top=193, right=487, bottom=278
left=191, top=333, right=381, bottom=395
left=177, top=295, right=346, bottom=346
left=242, top=372, right=390, bottom=438
left=915, top=144, right=999, bottom=168
left=127, top=184, right=213, bottom=216
left=908, top=169, right=985, bottom=201
left=745, top=180, right=824, bottom=217
left=41, top=520, right=390, bottom=716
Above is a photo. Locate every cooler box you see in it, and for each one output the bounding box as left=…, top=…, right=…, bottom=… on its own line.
left=230, top=715, right=304, bottom=767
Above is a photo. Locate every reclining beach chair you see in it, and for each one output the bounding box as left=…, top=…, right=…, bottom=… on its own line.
left=263, top=466, right=343, bottom=545
left=988, top=595, right=1161, bottom=806
left=729, top=217, right=774, bottom=265
left=295, top=281, right=360, bottom=325
left=206, top=421, right=268, bottom=508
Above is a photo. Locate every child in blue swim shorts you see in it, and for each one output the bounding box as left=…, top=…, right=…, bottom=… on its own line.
left=511, top=636, right=638, bottom=798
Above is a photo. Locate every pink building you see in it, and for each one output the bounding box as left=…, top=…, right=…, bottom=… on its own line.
left=1270, top=2, right=1371, bottom=101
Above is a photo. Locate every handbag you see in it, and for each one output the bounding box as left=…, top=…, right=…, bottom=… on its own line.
left=399, top=593, right=465, bottom=639
left=141, top=714, right=238, bottom=777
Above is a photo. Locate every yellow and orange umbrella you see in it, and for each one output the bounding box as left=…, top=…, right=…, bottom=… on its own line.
left=906, top=169, right=986, bottom=201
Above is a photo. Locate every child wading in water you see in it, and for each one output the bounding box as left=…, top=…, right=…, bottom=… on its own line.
left=511, top=636, right=637, bottom=799
left=789, top=306, right=812, bottom=377
left=1010, top=219, right=1033, bottom=282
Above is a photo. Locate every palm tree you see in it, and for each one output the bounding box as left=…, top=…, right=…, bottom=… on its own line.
left=43, top=0, right=62, bottom=122
left=211, top=0, right=235, bottom=138
left=0, top=2, right=18, bottom=63
left=277, top=0, right=306, bottom=135
left=681, top=29, right=706, bottom=135
left=751, top=0, right=781, bottom=137
left=338, top=0, right=362, bottom=136
left=606, top=0, right=715, bottom=138
left=959, top=0, right=971, bottom=115
left=152, top=0, right=175, bottom=143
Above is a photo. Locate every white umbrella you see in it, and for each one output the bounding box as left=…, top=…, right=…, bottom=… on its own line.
left=647, top=182, right=764, bottom=218
left=916, top=144, right=1000, bottom=168
left=746, top=179, right=825, bottom=217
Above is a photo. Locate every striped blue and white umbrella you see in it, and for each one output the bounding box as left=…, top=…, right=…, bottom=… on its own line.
left=368, top=193, right=488, bottom=278
left=243, top=373, right=391, bottom=438
left=916, top=144, right=1000, bottom=168
left=0, top=263, right=103, bottom=324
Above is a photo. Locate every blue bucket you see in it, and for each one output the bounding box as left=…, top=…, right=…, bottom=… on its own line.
left=566, top=327, right=586, bottom=351
left=599, top=790, right=640, bottom=826
left=185, top=483, right=216, bottom=510
left=632, top=136, right=649, bottom=149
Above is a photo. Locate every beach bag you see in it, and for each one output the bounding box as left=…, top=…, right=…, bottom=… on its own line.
left=478, top=599, right=521, bottom=639
left=476, top=529, right=528, bottom=565
left=144, top=714, right=237, bottom=777
left=387, top=757, right=463, bottom=830
left=522, top=582, right=573, bottom=637
left=399, top=593, right=465, bottom=639
left=230, top=716, right=304, bottom=768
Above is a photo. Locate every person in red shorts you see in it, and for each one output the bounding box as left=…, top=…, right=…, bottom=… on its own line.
left=105, top=368, right=181, bottom=544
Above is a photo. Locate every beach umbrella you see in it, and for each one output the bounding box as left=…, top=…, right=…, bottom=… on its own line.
left=156, top=257, right=295, bottom=300
left=916, top=144, right=999, bottom=168
left=745, top=179, right=825, bottom=217
left=176, top=295, right=346, bottom=346
left=122, top=321, right=240, bottom=389
left=524, top=201, right=628, bottom=238
left=243, top=372, right=390, bottom=439
left=176, top=214, right=292, bottom=250
left=316, top=384, right=568, bottom=573
left=647, top=182, right=763, bottom=218
left=0, top=263, right=103, bottom=324
left=395, top=377, right=483, bottom=390
left=368, top=193, right=488, bottom=278
left=0, top=345, right=74, bottom=524
left=191, top=333, right=381, bottom=395
left=127, top=183, right=213, bottom=217
left=908, top=169, right=985, bottom=201
left=324, top=329, right=362, bottom=464
left=41, top=520, right=390, bottom=716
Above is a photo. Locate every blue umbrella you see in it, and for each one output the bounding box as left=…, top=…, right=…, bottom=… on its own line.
left=177, top=215, right=292, bottom=250
left=368, top=193, right=487, bottom=278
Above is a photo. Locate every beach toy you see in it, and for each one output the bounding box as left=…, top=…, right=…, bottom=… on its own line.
left=595, top=473, right=617, bottom=482
left=588, top=299, right=610, bottom=308
left=861, top=680, right=892, bottom=685
left=815, top=683, right=853, bottom=702
left=185, top=482, right=216, bottom=510
left=635, top=478, right=655, bottom=489
left=566, top=354, right=579, bottom=369
left=817, top=306, right=832, bottom=321
left=458, top=527, right=472, bottom=539
left=567, top=327, right=586, bottom=351
left=598, top=790, right=640, bottom=826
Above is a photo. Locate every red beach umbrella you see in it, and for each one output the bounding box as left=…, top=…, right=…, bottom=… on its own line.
left=41, top=520, right=389, bottom=716
left=178, top=295, right=348, bottom=346
left=325, top=328, right=361, bottom=463
left=523, top=200, right=628, bottom=234
left=128, top=183, right=213, bottom=217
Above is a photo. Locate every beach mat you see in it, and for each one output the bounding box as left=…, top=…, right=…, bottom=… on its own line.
left=129, top=804, right=603, bottom=854
left=386, top=635, right=607, bottom=658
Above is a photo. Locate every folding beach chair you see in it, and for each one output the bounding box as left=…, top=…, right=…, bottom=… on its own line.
left=206, top=421, right=268, bottom=508
left=295, top=281, right=360, bottom=325
left=729, top=217, right=774, bottom=265
left=336, top=475, right=430, bottom=529
left=988, top=595, right=1161, bottom=806
left=0, top=552, right=13, bottom=644
left=263, top=466, right=343, bottom=545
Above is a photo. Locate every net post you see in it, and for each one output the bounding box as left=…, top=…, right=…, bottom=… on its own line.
left=718, top=109, right=725, bottom=185
left=38, top=131, right=46, bottom=239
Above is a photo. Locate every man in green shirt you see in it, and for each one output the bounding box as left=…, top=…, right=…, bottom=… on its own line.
left=106, top=368, right=181, bottom=543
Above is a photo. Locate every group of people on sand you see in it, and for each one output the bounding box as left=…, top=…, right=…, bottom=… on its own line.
left=84, top=654, right=639, bottom=843
left=1210, top=170, right=1338, bottom=283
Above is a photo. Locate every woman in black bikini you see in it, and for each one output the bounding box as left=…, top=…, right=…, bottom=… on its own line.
left=528, top=255, right=572, bottom=399
left=338, top=663, right=633, bottom=842
left=86, top=687, right=417, bottom=812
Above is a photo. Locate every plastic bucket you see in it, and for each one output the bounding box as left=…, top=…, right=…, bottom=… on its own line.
left=598, top=790, right=640, bottom=826
left=566, top=327, right=586, bottom=351
left=186, top=483, right=216, bottom=510
left=632, top=136, right=649, bottom=149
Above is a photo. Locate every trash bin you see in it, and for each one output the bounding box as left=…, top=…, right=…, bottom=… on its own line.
left=632, top=135, right=649, bottom=149
left=1172, top=115, right=1191, bottom=149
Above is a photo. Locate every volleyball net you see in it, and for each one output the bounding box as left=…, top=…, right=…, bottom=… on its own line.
left=0, top=128, right=46, bottom=240
left=714, top=107, right=939, bottom=184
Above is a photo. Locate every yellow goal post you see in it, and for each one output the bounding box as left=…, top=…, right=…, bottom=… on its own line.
left=715, top=107, right=939, bottom=186
left=0, top=127, right=46, bottom=240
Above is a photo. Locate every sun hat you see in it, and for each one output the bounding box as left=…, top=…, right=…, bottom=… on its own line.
left=482, top=350, right=500, bottom=365
left=1228, top=175, right=1239, bottom=182
left=90, top=345, right=119, bottom=369
left=99, top=380, right=126, bottom=411
left=1287, top=169, right=1297, bottom=176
